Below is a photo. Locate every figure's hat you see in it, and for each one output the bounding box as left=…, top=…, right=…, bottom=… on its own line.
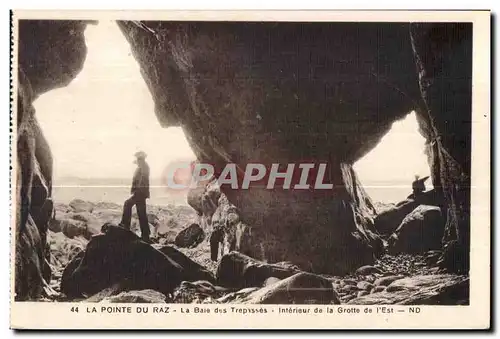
left=134, top=151, right=147, bottom=159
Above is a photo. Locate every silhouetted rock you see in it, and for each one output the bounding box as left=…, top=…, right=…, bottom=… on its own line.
left=216, top=251, right=302, bottom=289
left=156, top=245, right=215, bottom=283
left=60, top=250, right=85, bottom=295
left=60, top=224, right=212, bottom=299
left=388, top=205, right=445, bottom=254
left=175, top=223, right=205, bottom=248
left=374, top=190, right=441, bottom=236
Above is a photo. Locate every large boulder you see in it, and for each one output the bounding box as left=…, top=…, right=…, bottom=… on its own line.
left=387, top=205, right=445, bottom=254
left=60, top=224, right=214, bottom=299
left=174, top=223, right=205, bottom=248
left=374, top=189, right=441, bottom=235
left=156, top=245, right=215, bottom=283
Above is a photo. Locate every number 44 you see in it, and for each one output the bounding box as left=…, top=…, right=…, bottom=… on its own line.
left=71, top=307, right=79, bottom=313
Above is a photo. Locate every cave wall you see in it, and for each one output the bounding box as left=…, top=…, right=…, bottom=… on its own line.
left=410, top=23, right=472, bottom=273
left=14, top=20, right=90, bottom=300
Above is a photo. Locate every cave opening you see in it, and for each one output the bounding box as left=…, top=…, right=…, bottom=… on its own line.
left=353, top=111, right=433, bottom=207
left=33, top=20, right=197, bottom=206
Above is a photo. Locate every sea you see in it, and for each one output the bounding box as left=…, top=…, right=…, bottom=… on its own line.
left=52, top=177, right=189, bottom=206
left=52, top=177, right=425, bottom=207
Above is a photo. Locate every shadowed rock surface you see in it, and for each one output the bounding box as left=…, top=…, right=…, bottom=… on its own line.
left=155, top=245, right=215, bottom=283
left=174, top=223, right=205, bottom=248
left=388, top=205, right=445, bottom=254
left=373, top=189, right=441, bottom=235
left=14, top=20, right=472, bottom=299
left=60, top=224, right=213, bottom=298
left=410, top=23, right=472, bottom=273
left=15, top=20, right=92, bottom=300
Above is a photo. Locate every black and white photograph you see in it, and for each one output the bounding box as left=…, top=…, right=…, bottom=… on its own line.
left=9, top=10, right=490, bottom=330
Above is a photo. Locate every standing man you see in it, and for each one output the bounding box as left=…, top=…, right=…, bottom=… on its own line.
left=120, top=151, right=151, bottom=242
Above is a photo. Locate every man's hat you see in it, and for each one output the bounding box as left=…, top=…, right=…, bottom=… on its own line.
left=134, top=151, right=147, bottom=159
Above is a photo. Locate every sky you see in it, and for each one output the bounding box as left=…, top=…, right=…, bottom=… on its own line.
left=33, top=20, right=431, bottom=203
left=354, top=111, right=433, bottom=202
left=33, top=20, right=196, bottom=181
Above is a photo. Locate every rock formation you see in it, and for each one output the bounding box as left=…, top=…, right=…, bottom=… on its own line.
left=188, top=180, right=255, bottom=261
left=374, top=189, right=441, bottom=235
left=410, top=23, right=472, bottom=273
left=60, top=224, right=214, bottom=299
left=387, top=205, right=445, bottom=254
left=14, top=20, right=472, bottom=299
left=216, top=251, right=302, bottom=289
left=14, top=20, right=91, bottom=300
left=174, top=223, right=205, bottom=248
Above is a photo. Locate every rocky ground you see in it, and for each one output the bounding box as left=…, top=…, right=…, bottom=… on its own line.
left=42, top=198, right=469, bottom=305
